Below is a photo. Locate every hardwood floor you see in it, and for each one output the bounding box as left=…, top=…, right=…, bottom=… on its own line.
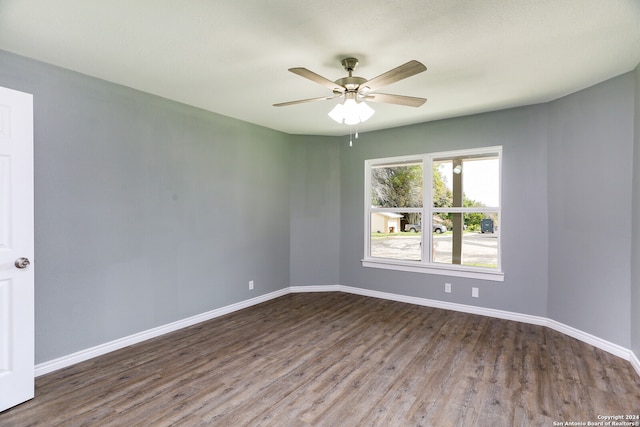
left=2, top=292, right=639, bottom=426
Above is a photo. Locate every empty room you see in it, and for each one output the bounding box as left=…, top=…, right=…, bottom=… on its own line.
left=1, top=1, right=639, bottom=425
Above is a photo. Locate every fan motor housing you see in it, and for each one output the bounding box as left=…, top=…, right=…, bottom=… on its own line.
left=334, top=76, right=367, bottom=92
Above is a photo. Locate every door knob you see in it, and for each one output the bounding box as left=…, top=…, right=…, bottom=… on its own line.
left=15, top=257, right=30, bottom=269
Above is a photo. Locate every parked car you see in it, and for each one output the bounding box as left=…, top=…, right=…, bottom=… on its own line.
left=432, top=223, right=447, bottom=234
left=405, top=223, right=420, bottom=232
left=480, top=218, right=494, bottom=233
left=404, top=223, right=447, bottom=233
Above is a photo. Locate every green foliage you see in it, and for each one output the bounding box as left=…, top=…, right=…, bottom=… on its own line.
left=463, top=212, right=484, bottom=231
left=432, top=164, right=451, bottom=208
left=371, top=165, right=423, bottom=208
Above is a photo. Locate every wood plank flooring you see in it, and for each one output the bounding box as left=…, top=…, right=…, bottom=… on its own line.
left=2, top=292, right=639, bottom=426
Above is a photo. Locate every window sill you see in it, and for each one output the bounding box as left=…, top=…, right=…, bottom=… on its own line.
left=361, top=258, right=504, bottom=282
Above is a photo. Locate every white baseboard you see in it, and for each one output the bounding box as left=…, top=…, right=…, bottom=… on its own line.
left=35, top=288, right=290, bottom=377
left=545, top=319, right=632, bottom=361
left=36, top=284, right=640, bottom=379
left=289, top=285, right=340, bottom=293
left=630, top=351, right=640, bottom=376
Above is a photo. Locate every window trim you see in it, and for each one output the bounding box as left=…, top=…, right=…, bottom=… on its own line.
left=363, top=146, right=503, bottom=282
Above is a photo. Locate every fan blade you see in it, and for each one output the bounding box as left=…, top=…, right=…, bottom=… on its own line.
left=364, top=93, right=427, bottom=107
left=289, top=68, right=345, bottom=93
left=360, top=60, right=426, bottom=93
left=273, top=94, right=342, bottom=107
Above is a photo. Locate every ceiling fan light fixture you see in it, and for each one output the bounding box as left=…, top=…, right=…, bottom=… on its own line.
left=328, top=94, right=375, bottom=125
left=328, top=102, right=344, bottom=123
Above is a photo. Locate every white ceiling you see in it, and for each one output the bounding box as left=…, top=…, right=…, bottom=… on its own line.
left=1, top=0, right=639, bottom=136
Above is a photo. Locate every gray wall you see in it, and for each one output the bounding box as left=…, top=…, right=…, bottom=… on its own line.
left=632, top=64, right=640, bottom=357
left=338, top=106, right=550, bottom=317
left=289, top=136, right=341, bottom=286
left=547, top=73, right=635, bottom=347
left=1, top=50, right=292, bottom=363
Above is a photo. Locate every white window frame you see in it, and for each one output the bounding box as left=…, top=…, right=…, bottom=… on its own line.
left=362, top=146, right=504, bottom=282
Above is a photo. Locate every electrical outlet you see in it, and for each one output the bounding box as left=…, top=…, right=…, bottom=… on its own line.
left=445, top=283, right=451, bottom=293
left=249, top=280, right=254, bottom=290
left=472, top=287, right=479, bottom=298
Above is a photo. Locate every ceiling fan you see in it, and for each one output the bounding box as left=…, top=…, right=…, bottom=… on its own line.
left=273, top=57, right=427, bottom=125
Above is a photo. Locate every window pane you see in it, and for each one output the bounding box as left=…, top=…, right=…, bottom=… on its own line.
left=433, top=154, right=499, bottom=208
left=432, top=212, right=452, bottom=263
left=370, top=212, right=422, bottom=261
left=433, top=160, right=454, bottom=208
left=371, top=162, right=423, bottom=208
left=432, top=212, right=499, bottom=268
left=462, top=157, right=500, bottom=208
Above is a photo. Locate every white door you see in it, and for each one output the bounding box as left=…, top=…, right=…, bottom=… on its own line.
left=0, top=86, right=34, bottom=412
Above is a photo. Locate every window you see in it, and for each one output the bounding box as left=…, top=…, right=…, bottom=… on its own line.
left=363, top=147, right=503, bottom=281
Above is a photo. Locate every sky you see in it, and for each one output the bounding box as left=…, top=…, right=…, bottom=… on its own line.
left=439, top=158, right=500, bottom=207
